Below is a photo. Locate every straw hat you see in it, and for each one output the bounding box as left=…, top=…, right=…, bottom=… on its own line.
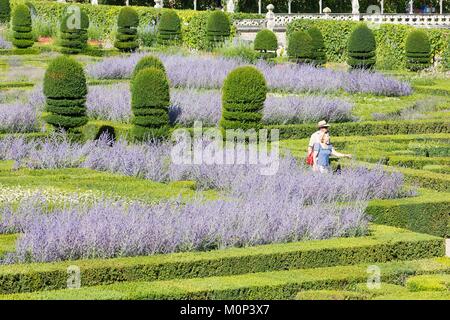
left=317, top=120, right=330, bottom=128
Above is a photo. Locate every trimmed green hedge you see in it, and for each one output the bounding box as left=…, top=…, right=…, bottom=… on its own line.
left=270, top=120, right=450, bottom=140
left=114, top=7, right=139, bottom=52
left=347, top=24, right=376, bottom=69
left=367, top=189, right=450, bottom=238
left=43, top=56, right=88, bottom=130
left=131, top=55, right=165, bottom=81
left=131, top=67, right=170, bottom=140
left=287, top=19, right=449, bottom=70
left=406, top=274, right=450, bottom=292
left=4, top=258, right=449, bottom=300
left=307, top=26, right=326, bottom=66
left=406, top=30, right=431, bottom=71
left=220, top=66, right=267, bottom=131
left=287, top=30, right=313, bottom=63
left=59, top=8, right=89, bottom=54
left=0, top=0, right=10, bottom=23
left=254, top=29, right=277, bottom=59
left=11, top=4, right=33, bottom=49
left=0, top=225, right=443, bottom=295
left=157, top=10, right=181, bottom=45
left=206, top=10, right=230, bottom=47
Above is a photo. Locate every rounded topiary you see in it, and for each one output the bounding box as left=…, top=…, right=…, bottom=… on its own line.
left=405, top=30, right=431, bottom=71
left=0, top=0, right=11, bottom=24
left=60, top=8, right=89, bottom=54
left=287, top=30, right=313, bottom=64
left=157, top=10, right=181, bottom=45
left=254, top=29, right=278, bottom=59
left=114, top=7, right=139, bottom=52
left=220, top=66, right=267, bottom=131
left=11, top=4, right=33, bottom=49
left=347, top=24, right=376, bottom=69
left=131, top=55, right=165, bottom=81
left=307, top=27, right=326, bottom=66
left=206, top=10, right=230, bottom=47
left=131, top=67, right=170, bottom=140
left=43, top=56, right=88, bottom=130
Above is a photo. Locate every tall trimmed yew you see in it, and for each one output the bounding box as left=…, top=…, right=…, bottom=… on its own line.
left=307, top=27, right=326, bottom=66
left=287, top=31, right=313, bottom=64
left=406, top=30, right=431, bottom=71
left=43, top=56, right=88, bottom=131
left=220, top=66, right=267, bottom=131
left=347, top=24, right=376, bottom=69
left=157, top=10, right=181, bottom=45
left=11, top=4, right=33, bottom=49
left=206, top=10, right=230, bottom=47
left=60, top=8, right=89, bottom=54
left=131, top=67, right=170, bottom=140
left=254, top=29, right=278, bottom=59
left=0, top=0, right=11, bottom=24
left=114, top=7, right=139, bottom=52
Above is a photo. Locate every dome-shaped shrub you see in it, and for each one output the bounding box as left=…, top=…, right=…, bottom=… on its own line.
left=254, top=29, right=278, bottom=59
left=131, top=55, right=165, bottom=81
left=11, top=4, right=33, bottom=49
left=287, top=30, right=313, bottom=63
left=157, top=10, right=181, bottom=45
left=114, top=7, right=139, bottom=52
left=0, top=0, right=11, bottom=24
left=405, top=30, right=431, bottom=71
left=307, top=26, right=326, bottom=66
left=220, top=66, right=267, bottom=131
left=131, top=67, right=170, bottom=140
left=60, top=8, right=89, bottom=54
left=347, top=24, right=376, bottom=69
left=43, top=56, right=88, bottom=130
left=206, top=10, right=230, bottom=47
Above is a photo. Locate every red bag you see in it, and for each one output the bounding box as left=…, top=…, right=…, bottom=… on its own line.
left=306, top=152, right=314, bottom=166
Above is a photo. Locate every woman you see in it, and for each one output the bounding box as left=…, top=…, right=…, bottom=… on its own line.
left=313, top=133, right=352, bottom=173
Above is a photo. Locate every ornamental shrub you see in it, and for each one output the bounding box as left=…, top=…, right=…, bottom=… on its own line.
left=307, top=26, right=326, bottom=66
left=131, top=55, right=165, bottom=81
left=206, top=10, right=230, bottom=47
left=347, top=24, right=376, bottom=69
left=287, top=30, right=313, bottom=63
left=0, top=0, right=10, bottom=24
left=157, top=10, right=181, bottom=45
left=254, top=29, right=278, bottom=59
left=11, top=4, right=33, bottom=49
left=220, top=66, right=267, bottom=131
left=60, top=8, right=89, bottom=54
left=43, top=56, right=88, bottom=130
left=131, top=67, right=170, bottom=140
left=405, top=30, right=431, bottom=71
left=114, top=7, right=139, bottom=52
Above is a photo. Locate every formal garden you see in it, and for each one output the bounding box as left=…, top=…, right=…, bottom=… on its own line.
left=0, top=0, right=448, bottom=300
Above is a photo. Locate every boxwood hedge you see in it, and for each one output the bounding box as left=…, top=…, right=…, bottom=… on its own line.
left=347, top=24, right=376, bottom=69
left=287, top=30, right=313, bottom=63
left=11, top=4, right=33, bottom=49
left=0, top=0, right=10, bottom=23
left=406, top=30, right=432, bottom=71
left=206, top=10, right=230, bottom=47
left=157, top=10, right=181, bottom=45
left=59, top=8, right=89, bottom=54
left=114, top=7, right=139, bottom=52
left=254, top=29, right=278, bottom=59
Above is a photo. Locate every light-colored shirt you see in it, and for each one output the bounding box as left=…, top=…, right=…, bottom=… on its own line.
left=314, top=143, right=333, bottom=167
left=309, top=131, right=330, bottom=149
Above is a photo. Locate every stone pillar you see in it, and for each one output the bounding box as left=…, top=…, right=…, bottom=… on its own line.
left=194, top=0, right=197, bottom=11
left=319, top=0, right=322, bottom=14
left=288, top=0, right=292, bottom=14
left=266, top=4, right=275, bottom=31
left=125, top=0, right=129, bottom=5
left=440, top=0, right=443, bottom=14
left=258, top=0, right=262, bottom=14
left=351, top=0, right=360, bottom=14
left=91, top=0, right=98, bottom=5
left=380, top=0, right=384, bottom=14
left=409, top=0, right=413, bottom=14
left=155, top=0, right=163, bottom=8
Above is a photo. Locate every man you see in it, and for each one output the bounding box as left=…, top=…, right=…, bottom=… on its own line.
left=306, top=120, right=330, bottom=165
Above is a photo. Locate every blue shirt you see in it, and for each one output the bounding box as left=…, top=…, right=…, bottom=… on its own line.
left=314, top=143, right=333, bottom=167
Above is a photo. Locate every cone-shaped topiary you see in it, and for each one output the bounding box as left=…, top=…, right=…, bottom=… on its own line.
left=307, top=26, right=326, bottom=66
left=11, top=4, right=33, bottom=49
left=131, top=55, right=165, bottom=81
left=254, top=29, right=278, bottom=59
left=206, top=10, right=230, bottom=47
left=347, top=24, right=376, bottom=69
left=43, top=56, right=88, bottom=130
left=114, top=7, right=139, bottom=52
left=0, top=0, right=11, bottom=24
left=287, top=30, right=313, bottom=63
left=131, top=67, right=170, bottom=140
left=60, top=8, right=89, bottom=54
left=157, top=10, right=181, bottom=45
left=405, top=30, right=431, bottom=71
left=220, top=66, right=267, bottom=131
